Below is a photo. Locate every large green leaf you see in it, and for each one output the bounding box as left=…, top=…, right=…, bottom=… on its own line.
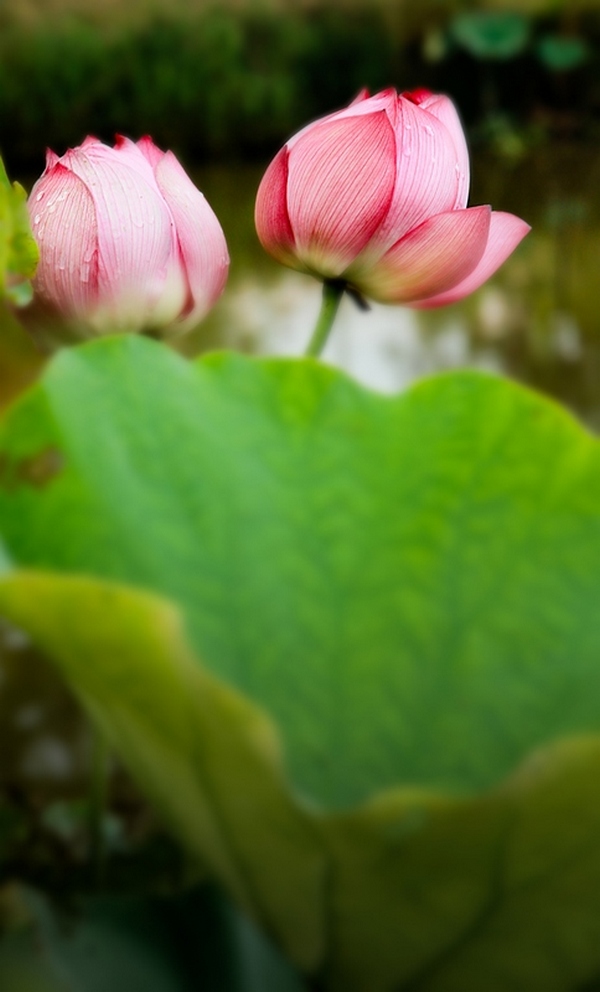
left=323, top=735, right=600, bottom=991
left=0, top=157, right=39, bottom=307
left=2, top=572, right=600, bottom=990
left=0, top=571, right=324, bottom=972
left=0, top=337, right=600, bottom=810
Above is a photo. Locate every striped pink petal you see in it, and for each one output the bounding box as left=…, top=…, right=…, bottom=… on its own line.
left=413, top=211, right=531, bottom=308
left=112, top=134, right=164, bottom=189
left=286, top=111, right=396, bottom=277
left=136, top=135, right=166, bottom=169
left=351, top=206, right=491, bottom=304
left=364, top=96, right=467, bottom=259
left=153, top=150, right=229, bottom=330
left=44, top=148, right=60, bottom=171
left=254, top=146, right=298, bottom=270
left=29, top=163, right=99, bottom=319
left=286, top=89, right=397, bottom=152
left=61, top=141, right=175, bottom=330
left=418, top=93, right=470, bottom=209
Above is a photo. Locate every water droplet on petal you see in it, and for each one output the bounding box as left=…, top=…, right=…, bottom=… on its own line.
left=35, top=191, right=44, bottom=201
left=33, top=214, right=40, bottom=225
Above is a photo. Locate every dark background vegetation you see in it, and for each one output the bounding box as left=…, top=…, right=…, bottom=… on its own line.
left=0, top=0, right=598, bottom=174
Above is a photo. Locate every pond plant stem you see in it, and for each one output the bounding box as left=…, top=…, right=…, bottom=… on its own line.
left=304, top=280, right=345, bottom=358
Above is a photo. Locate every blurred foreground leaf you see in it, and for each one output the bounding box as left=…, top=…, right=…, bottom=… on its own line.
left=323, top=737, right=600, bottom=991
left=0, top=338, right=600, bottom=808
left=0, top=157, right=38, bottom=307
left=2, top=573, right=600, bottom=990
left=0, top=573, right=325, bottom=972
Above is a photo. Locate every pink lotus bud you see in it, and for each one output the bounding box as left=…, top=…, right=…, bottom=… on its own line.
left=255, top=89, right=530, bottom=307
left=28, top=136, right=229, bottom=337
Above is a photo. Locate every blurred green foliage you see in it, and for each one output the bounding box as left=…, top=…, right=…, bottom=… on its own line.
left=0, top=158, right=38, bottom=306
left=0, top=9, right=395, bottom=171
left=0, top=3, right=598, bottom=172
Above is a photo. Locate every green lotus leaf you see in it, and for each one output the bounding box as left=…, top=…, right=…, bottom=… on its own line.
left=0, top=570, right=325, bottom=973
left=0, top=157, right=38, bottom=307
left=536, top=35, right=589, bottom=73
left=450, top=12, right=530, bottom=60
left=2, top=573, right=600, bottom=990
left=1, top=338, right=600, bottom=809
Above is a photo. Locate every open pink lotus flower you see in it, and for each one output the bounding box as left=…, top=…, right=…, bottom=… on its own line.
left=255, top=88, right=530, bottom=307
left=28, top=135, right=229, bottom=337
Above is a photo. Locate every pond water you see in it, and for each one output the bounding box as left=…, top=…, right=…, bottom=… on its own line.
left=3, top=143, right=600, bottom=425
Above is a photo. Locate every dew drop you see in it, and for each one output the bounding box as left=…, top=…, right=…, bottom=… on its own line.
left=33, top=214, right=40, bottom=225
left=424, top=124, right=434, bottom=136
left=403, top=146, right=412, bottom=157
left=35, top=191, right=44, bottom=201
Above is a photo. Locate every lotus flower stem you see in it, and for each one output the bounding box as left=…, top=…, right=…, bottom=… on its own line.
left=305, top=279, right=345, bottom=357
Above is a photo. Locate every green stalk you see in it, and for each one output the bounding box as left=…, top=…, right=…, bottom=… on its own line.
left=304, top=280, right=345, bottom=358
